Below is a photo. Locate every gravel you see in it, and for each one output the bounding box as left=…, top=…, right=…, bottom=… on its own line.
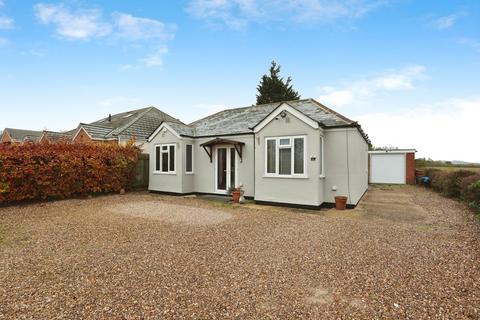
left=109, top=201, right=233, bottom=226
left=0, top=186, right=479, bottom=319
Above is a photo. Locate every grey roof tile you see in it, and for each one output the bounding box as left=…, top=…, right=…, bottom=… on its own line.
left=189, top=99, right=354, bottom=137
left=42, top=131, right=73, bottom=142
left=78, top=124, right=115, bottom=140
left=3, top=128, right=43, bottom=142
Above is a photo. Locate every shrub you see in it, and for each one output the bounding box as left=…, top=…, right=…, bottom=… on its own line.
left=460, top=175, right=480, bottom=201
left=442, top=170, right=477, bottom=197
left=461, top=176, right=480, bottom=213
left=424, top=168, right=446, bottom=192
left=425, top=168, right=476, bottom=197
left=0, top=142, right=140, bottom=205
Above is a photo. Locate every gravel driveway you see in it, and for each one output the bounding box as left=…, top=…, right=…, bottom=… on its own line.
left=0, top=186, right=479, bottom=319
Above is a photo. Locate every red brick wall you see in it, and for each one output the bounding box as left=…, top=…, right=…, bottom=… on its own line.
left=406, top=152, right=416, bottom=184
left=1, top=131, right=12, bottom=143
left=73, top=128, right=93, bottom=144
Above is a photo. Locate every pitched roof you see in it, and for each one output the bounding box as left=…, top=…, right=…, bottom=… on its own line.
left=2, top=128, right=43, bottom=142
left=85, top=107, right=184, bottom=141
left=77, top=123, right=116, bottom=140
left=188, top=98, right=355, bottom=137
left=42, top=130, right=74, bottom=142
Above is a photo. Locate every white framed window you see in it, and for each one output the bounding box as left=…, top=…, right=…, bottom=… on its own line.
left=265, top=136, right=306, bottom=178
left=185, top=144, right=194, bottom=174
left=319, top=136, right=325, bottom=177
left=155, top=144, right=176, bottom=174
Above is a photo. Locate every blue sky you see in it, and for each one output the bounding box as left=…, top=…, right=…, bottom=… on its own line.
left=0, top=0, right=479, bottom=161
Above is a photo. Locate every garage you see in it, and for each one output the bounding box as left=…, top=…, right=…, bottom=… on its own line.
left=369, top=150, right=416, bottom=184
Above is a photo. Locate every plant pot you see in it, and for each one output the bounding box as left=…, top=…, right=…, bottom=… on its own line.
left=232, top=190, right=241, bottom=203
left=334, top=196, right=348, bottom=210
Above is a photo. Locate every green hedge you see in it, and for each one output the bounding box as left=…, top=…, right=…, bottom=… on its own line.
left=425, top=168, right=480, bottom=213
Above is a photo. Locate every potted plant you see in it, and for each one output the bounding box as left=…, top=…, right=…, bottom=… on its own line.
left=227, top=186, right=243, bottom=204
left=334, top=196, right=348, bottom=210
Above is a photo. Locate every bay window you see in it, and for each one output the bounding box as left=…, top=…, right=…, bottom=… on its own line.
left=265, top=136, right=306, bottom=177
left=155, top=144, right=176, bottom=174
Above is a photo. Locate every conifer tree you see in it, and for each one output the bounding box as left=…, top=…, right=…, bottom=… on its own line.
left=256, top=61, right=300, bottom=105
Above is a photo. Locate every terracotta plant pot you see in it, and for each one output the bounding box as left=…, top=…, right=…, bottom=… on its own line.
left=334, top=196, right=348, bottom=210
left=232, top=190, right=241, bottom=203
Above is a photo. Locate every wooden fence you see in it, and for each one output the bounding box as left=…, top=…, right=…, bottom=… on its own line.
left=132, top=153, right=149, bottom=190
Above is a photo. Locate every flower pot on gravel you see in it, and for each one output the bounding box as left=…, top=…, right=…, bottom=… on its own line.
left=232, top=190, right=241, bottom=203
left=334, top=196, right=348, bottom=210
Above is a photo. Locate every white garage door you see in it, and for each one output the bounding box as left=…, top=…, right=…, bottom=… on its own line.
left=370, top=154, right=406, bottom=184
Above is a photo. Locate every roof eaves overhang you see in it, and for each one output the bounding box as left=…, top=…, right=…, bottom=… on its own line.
left=325, top=122, right=371, bottom=145
left=250, top=102, right=320, bottom=133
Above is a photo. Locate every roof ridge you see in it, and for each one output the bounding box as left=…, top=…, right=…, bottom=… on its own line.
left=107, top=107, right=155, bottom=137
left=79, top=122, right=115, bottom=129
left=188, top=98, right=312, bottom=126
left=4, top=127, right=42, bottom=132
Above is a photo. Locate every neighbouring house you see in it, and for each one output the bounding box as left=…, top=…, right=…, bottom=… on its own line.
left=368, top=149, right=416, bottom=185
left=2, top=106, right=183, bottom=151
left=39, top=130, right=76, bottom=144
left=147, top=98, right=370, bottom=208
left=0, top=128, right=43, bottom=144
left=71, top=107, right=183, bottom=150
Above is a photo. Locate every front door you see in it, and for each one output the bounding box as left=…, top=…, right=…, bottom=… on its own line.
left=216, top=147, right=236, bottom=193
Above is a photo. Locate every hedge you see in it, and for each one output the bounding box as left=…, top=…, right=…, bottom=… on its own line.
left=425, top=168, right=480, bottom=213
left=0, top=142, right=140, bottom=205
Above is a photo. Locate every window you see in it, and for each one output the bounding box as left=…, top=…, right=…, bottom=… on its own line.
left=265, top=136, right=306, bottom=177
left=266, top=139, right=276, bottom=174
left=185, top=144, right=193, bottom=173
left=319, top=136, right=324, bottom=177
left=155, top=144, right=176, bottom=174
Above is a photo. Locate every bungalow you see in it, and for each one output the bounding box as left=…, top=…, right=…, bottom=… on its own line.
left=70, top=107, right=182, bottom=149
left=0, top=128, right=43, bottom=143
left=147, top=98, right=370, bottom=208
left=39, top=130, right=76, bottom=144
left=2, top=107, right=182, bottom=150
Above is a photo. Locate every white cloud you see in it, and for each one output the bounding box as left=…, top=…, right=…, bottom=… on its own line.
left=120, top=47, right=169, bottom=71
left=433, top=14, right=456, bottom=30
left=432, top=12, right=467, bottom=30
left=357, top=97, right=480, bottom=162
left=0, top=16, right=13, bottom=29
left=186, top=0, right=388, bottom=29
left=33, top=3, right=176, bottom=68
left=112, top=12, right=176, bottom=41
left=458, top=37, right=480, bottom=53
left=141, top=46, right=168, bottom=67
left=318, top=65, right=426, bottom=107
left=34, top=3, right=111, bottom=40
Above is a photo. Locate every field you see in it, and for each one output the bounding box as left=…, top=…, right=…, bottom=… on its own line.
left=420, top=166, right=480, bottom=173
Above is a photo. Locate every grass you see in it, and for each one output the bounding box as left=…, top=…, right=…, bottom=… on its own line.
left=421, top=166, right=480, bottom=173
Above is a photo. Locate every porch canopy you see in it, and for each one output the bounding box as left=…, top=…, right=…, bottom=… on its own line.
left=200, top=138, right=245, bottom=163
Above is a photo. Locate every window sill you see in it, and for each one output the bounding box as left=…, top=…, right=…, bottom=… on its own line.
left=319, top=175, right=325, bottom=179
left=153, top=172, right=176, bottom=175
left=185, top=172, right=194, bottom=175
left=263, top=174, right=308, bottom=179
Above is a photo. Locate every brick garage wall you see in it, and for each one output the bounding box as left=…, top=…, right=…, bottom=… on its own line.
left=1, top=131, right=12, bottom=143
left=406, top=152, right=416, bottom=184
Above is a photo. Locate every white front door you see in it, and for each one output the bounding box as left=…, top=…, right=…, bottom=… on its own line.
left=215, top=147, right=237, bottom=193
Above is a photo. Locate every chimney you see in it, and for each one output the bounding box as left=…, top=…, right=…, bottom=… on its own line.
left=108, top=114, right=112, bottom=122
